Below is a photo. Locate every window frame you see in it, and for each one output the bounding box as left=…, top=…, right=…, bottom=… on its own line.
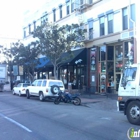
left=107, top=13, right=113, bottom=34
left=122, top=7, right=128, bottom=30
left=99, top=16, right=105, bottom=36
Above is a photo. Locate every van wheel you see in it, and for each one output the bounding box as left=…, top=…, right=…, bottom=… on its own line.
left=126, top=101, right=140, bottom=125
left=51, top=85, right=60, bottom=94
left=39, top=92, right=44, bottom=101
left=26, top=90, right=30, bottom=99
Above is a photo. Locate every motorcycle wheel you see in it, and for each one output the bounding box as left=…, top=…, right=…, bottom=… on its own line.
left=73, top=97, right=81, bottom=105
left=54, top=97, right=61, bottom=104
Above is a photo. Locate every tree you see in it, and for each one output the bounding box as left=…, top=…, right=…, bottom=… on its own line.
left=3, top=41, right=41, bottom=82
left=33, top=22, right=86, bottom=79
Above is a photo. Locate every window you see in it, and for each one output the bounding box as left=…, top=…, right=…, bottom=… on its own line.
left=23, top=28, right=26, bottom=38
left=89, top=0, right=92, bottom=4
left=122, top=7, right=128, bottom=30
left=41, top=14, right=48, bottom=25
left=90, top=48, right=96, bottom=71
left=107, top=13, right=113, bottom=34
left=53, top=9, right=56, bottom=22
left=129, top=4, right=136, bottom=29
left=37, top=81, right=42, bottom=86
left=88, top=20, right=93, bottom=39
left=29, top=24, right=31, bottom=34
left=100, top=17, right=104, bottom=36
left=71, top=0, right=74, bottom=13
left=121, top=67, right=137, bottom=86
left=66, top=2, right=70, bottom=15
left=42, top=80, right=47, bottom=87
left=59, top=6, right=62, bottom=19
left=23, top=84, right=30, bottom=87
left=33, top=21, right=36, bottom=31
left=32, top=81, right=37, bottom=86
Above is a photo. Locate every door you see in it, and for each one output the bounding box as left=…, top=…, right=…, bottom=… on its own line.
left=119, top=67, right=137, bottom=96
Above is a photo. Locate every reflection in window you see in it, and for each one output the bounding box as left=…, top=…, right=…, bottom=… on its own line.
left=101, top=62, right=106, bottom=73
left=100, top=46, right=106, bottom=61
left=124, top=41, right=134, bottom=66
left=116, top=61, right=123, bottom=72
left=90, top=48, right=96, bottom=71
left=121, top=67, right=137, bottom=86
left=115, top=45, right=123, bottom=61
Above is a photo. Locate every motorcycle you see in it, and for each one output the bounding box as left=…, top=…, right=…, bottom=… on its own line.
left=51, top=85, right=81, bottom=105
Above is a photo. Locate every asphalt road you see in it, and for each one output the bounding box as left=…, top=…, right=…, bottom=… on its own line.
left=0, top=91, right=139, bottom=140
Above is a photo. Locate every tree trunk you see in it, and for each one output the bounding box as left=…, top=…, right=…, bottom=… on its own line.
left=53, top=64, right=58, bottom=80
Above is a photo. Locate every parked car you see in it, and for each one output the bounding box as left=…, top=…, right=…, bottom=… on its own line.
left=13, top=83, right=31, bottom=96
left=26, top=79, right=65, bottom=101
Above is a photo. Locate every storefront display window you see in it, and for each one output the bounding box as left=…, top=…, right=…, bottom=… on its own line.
left=101, top=62, right=106, bottom=73
left=100, top=74, right=106, bottom=92
left=115, top=45, right=123, bottom=73
left=100, top=46, right=106, bottom=61
left=124, top=41, right=134, bottom=66
left=90, top=48, right=96, bottom=71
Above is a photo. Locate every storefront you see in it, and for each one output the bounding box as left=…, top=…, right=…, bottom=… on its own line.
left=88, top=39, right=134, bottom=94
left=59, top=48, right=87, bottom=89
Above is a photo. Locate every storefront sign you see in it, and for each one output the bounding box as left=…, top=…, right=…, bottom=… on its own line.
left=75, top=59, right=82, bottom=64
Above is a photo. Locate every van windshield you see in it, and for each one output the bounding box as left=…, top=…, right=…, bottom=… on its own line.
left=121, top=67, right=137, bottom=86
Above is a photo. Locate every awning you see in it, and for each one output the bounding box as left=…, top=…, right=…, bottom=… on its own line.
left=60, top=48, right=87, bottom=66
left=36, top=57, right=52, bottom=69
left=36, top=48, right=87, bottom=69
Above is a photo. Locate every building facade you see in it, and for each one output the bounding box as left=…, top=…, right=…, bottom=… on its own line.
left=23, top=0, right=139, bottom=94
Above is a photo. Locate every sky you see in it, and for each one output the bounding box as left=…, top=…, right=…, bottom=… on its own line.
left=0, top=0, right=48, bottom=39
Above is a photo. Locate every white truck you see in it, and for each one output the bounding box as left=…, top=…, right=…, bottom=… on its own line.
left=0, top=64, right=7, bottom=91
left=117, top=63, right=140, bottom=125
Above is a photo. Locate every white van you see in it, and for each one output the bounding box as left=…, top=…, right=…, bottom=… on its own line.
left=26, top=79, right=65, bottom=101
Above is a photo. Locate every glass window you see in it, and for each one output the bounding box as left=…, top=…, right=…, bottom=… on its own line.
left=122, top=7, right=128, bottom=30
left=53, top=10, right=56, bottom=22
left=23, top=84, right=30, bottom=87
left=32, top=81, right=37, bottom=86
left=89, top=28, right=93, bottom=39
left=129, top=4, right=135, bottom=28
left=42, top=80, right=47, bottom=87
left=66, top=4, right=70, bottom=15
left=121, top=67, right=137, bottom=86
left=29, top=24, right=31, bottom=34
left=71, top=0, right=74, bottom=13
left=115, top=45, right=123, bottom=61
left=37, top=81, right=42, bottom=86
left=49, top=81, right=63, bottom=87
left=100, top=17, right=104, bottom=36
left=100, top=74, right=106, bottom=92
left=17, top=84, right=21, bottom=87
left=59, top=6, right=62, bottom=19
left=90, top=48, right=96, bottom=71
left=33, top=21, right=36, bottom=30
left=101, top=62, right=106, bottom=73
left=107, top=13, right=113, bottom=34
left=115, top=45, right=123, bottom=72
left=100, top=46, right=106, bottom=61
left=107, top=46, right=114, bottom=60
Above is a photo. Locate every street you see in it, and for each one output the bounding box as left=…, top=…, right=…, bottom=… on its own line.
left=0, top=91, right=138, bottom=140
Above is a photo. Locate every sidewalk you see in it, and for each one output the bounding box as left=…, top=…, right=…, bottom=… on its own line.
left=80, top=93, right=118, bottom=104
